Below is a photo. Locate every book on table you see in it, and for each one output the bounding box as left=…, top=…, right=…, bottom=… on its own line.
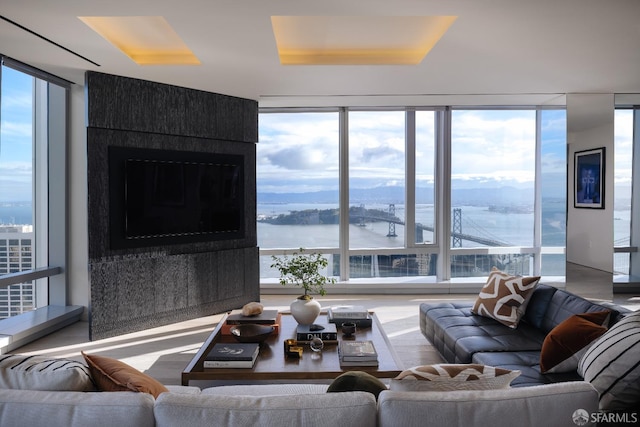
left=328, top=305, right=369, bottom=318
left=338, top=340, right=379, bottom=367
left=339, top=358, right=379, bottom=367
left=338, top=340, right=378, bottom=362
left=327, top=310, right=372, bottom=328
left=204, top=342, right=259, bottom=368
left=296, top=323, right=338, bottom=343
left=225, top=309, right=280, bottom=325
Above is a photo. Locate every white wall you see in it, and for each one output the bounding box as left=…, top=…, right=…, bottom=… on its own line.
left=67, top=84, right=89, bottom=318
left=566, top=93, right=614, bottom=273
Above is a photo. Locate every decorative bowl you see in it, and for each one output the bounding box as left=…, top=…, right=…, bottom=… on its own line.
left=230, top=324, right=275, bottom=343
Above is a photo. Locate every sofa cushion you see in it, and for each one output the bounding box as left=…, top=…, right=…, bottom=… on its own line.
left=578, top=310, right=640, bottom=410
left=377, top=382, right=599, bottom=427
left=420, top=302, right=546, bottom=364
left=82, top=352, right=168, bottom=398
left=327, top=371, right=387, bottom=399
left=154, top=391, right=377, bottom=427
left=390, top=364, right=519, bottom=392
left=471, top=267, right=540, bottom=329
left=538, top=289, right=621, bottom=334
left=521, top=284, right=557, bottom=329
left=0, top=389, right=155, bottom=427
left=539, top=310, right=610, bottom=374
left=0, top=354, right=95, bottom=391
left=472, top=350, right=583, bottom=387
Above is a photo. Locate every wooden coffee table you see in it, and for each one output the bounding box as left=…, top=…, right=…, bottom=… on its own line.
left=182, top=311, right=402, bottom=386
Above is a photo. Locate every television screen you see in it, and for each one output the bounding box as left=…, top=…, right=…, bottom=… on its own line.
left=108, top=146, right=244, bottom=249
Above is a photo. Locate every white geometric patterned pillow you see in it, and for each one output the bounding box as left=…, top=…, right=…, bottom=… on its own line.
left=471, top=267, right=540, bottom=328
left=390, top=364, right=520, bottom=392
left=577, top=310, right=640, bottom=410
left=0, top=354, right=96, bottom=391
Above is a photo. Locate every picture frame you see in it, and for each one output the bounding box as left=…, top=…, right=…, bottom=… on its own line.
left=574, top=147, right=605, bottom=209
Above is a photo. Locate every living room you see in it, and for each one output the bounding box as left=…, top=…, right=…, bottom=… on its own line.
left=0, top=1, right=639, bottom=426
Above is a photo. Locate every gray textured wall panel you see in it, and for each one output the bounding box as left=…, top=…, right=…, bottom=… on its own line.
left=86, top=71, right=257, bottom=142
left=187, top=252, right=218, bottom=307
left=86, top=72, right=258, bottom=340
left=154, top=255, right=189, bottom=312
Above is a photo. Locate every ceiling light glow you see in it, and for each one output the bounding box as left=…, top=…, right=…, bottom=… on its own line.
left=271, top=16, right=457, bottom=65
left=79, top=16, right=200, bottom=65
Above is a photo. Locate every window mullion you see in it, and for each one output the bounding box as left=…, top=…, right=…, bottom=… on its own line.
left=436, top=108, right=452, bottom=281
left=339, top=107, right=349, bottom=281
left=405, top=110, right=416, bottom=248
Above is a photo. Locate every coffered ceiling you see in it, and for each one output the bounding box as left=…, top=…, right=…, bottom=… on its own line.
left=1, top=0, right=639, bottom=106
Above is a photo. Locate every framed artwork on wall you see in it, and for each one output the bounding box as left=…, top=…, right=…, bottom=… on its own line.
left=574, top=147, right=605, bottom=209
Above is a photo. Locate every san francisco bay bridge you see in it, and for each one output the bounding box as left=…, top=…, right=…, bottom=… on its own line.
left=355, top=203, right=511, bottom=247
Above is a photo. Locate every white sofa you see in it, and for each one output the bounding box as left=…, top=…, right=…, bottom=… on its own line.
left=0, top=382, right=598, bottom=427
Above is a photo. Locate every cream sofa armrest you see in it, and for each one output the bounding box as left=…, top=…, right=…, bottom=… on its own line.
left=378, top=382, right=599, bottom=427
left=0, top=389, right=155, bottom=427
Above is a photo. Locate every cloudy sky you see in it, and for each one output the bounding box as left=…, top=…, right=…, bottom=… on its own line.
left=0, top=64, right=633, bottom=206
left=0, top=66, right=32, bottom=202
left=257, top=108, right=573, bottom=199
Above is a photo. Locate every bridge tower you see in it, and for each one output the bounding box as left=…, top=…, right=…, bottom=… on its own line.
left=359, top=204, right=366, bottom=227
left=452, top=208, right=462, bottom=247
left=387, top=204, right=397, bottom=237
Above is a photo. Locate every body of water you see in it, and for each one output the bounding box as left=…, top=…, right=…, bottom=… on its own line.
left=257, top=202, right=578, bottom=249
left=0, top=204, right=32, bottom=225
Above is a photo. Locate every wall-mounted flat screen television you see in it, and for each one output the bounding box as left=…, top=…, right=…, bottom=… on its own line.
left=108, top=146, right=244, bottom=250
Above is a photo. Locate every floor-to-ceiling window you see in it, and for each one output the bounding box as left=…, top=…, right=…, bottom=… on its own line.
left=258, top=107, right=566, bottom=286
left=613, top=108, right=634, bottom=277
left=450, top=109, right=537, bottom=277
left=0, top=57, right=68, bottom=319
left=258, top=111, right=340, bottom=280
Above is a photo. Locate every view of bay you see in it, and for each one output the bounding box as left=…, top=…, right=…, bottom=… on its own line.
left=258, top=201, right=631, bottom=278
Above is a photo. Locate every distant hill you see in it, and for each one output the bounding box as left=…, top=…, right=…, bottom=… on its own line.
left=258, top=185, right=542, bottom=207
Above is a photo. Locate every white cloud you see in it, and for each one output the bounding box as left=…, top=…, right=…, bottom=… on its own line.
left=0, top=161, right=32, bottom=201
left=258, top=110, right=569, bottom=194
left=0, top=121, right=32, bottom=139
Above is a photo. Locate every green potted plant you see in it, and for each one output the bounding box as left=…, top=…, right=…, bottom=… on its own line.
left=271, top=248, right=336, bottom=325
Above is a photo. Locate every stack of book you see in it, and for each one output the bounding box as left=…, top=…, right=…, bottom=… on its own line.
left=338, top=340, right=379, bottom=367
left=327, top=305, right=372, bottom=328
left=296, top=323, right=338, bottom=343
left=221, top=309, right=281, bottom=336
left=204, top=342, right=260, bottom=368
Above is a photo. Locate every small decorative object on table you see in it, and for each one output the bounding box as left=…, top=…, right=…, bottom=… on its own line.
left=284, top=339, right=303, bottom=358
left=221, top=309, right=281, bottom=336
left=241, top=301, right=264, bottom=316
left=309, top=337, right=324, bottom=352
left=271, top=248, right=336, bottom=325
left=204, top=342, right=259, bottom=368
left=341, top=322, right=357, bottom=337
left=229, top=324, right=275, bottom=344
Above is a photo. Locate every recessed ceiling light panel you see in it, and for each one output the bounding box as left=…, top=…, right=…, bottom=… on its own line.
left=79, top=16, right=200, bottom=65
left=271, top=16, right=457, bottom=65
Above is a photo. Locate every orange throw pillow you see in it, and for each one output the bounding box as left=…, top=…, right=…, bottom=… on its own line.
left=82, top=351, right=168, bottom=398
left=540, top=311, right=610, bottom=374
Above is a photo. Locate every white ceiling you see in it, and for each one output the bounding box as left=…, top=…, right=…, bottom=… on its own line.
left=1, top=0, right=639, bottom=107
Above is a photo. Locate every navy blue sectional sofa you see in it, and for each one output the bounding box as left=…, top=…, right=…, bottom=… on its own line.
left=419, top=284, right=628, bottom=386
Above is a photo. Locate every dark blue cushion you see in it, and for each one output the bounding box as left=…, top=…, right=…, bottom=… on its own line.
left=522, top=284, right=557, bottom=329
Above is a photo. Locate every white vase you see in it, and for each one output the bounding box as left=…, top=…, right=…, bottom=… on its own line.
left=290, top=297, right=321, bottom=325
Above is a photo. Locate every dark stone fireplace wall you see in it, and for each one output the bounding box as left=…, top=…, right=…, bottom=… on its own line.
left=86, top=71, right=259, bottom=340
